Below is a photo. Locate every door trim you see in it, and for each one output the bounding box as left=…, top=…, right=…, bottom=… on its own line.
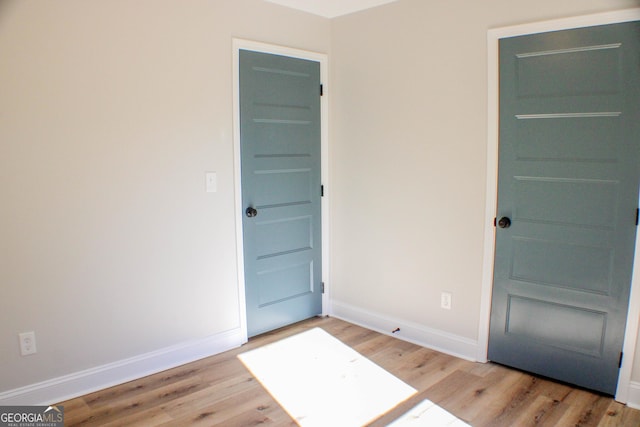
left=232, top=39, right=330, bottom=343
left=479, top=8, right=640, bottom=403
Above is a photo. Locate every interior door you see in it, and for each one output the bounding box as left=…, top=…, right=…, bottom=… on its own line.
left=488, top=22, right=640, bottom=395
left=239, top=49, right=322, bottom=338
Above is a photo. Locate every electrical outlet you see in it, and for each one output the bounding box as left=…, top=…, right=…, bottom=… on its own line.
left=205, top=172, right=217, bottom=193
left=441, top=292, right=452, bottom=310
left=19, top=331, right=37, bottom=356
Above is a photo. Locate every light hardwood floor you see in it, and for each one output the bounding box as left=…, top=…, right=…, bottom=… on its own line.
left=59, top=317, right=640, bottom=426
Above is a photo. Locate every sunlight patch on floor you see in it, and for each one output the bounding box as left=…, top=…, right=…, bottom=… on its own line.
left=389, top=399, right=471, bottom=426
left=238, top=327, right=417, bottom=427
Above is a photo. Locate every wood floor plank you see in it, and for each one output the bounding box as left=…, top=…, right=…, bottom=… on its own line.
left=464, top=359, right=504, bottom=378
left=197, top=356, right=248, bottom=384
left=160, top=373, right=256, bottom=419
left=157, top=384, right=282, bottom=426
left=57, top=317, right=640, bottom=427
left=81, top=360, right=208, bottom=409
left=390, top=346, right=444, bottom=383
left=426, top=369, right=484, bottom=405
left=367, top=389, right=444, bottom=427
left=400, top=350, right=469, bottom=391
left=508, top=394, right=567, bottom=426
left=329, top=321, right=381, bottom=347
left=470, top=372, right=548, bottom=427
left=351, top=333, right=400, bottom=356
left=220, top=401, right=296, bottom=427
left=57, top=397, right=92, bottom=426
left=439, top=369, right=525, bottom=426
left=66, top=376, right=208, bottom=426
left=367, top=337, right=425, bottom=369
left=598, top=401, right=640, bottom=426
left=554, top=390, right=615, bottom=427
left=99, top=405, right=174, bottom=427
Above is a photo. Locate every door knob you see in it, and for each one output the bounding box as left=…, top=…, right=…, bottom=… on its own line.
left=246, top=207, right=258, bottom=218
left=497, top=217, right=511, bottom=229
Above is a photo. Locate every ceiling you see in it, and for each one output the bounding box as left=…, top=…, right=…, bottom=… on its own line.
left=264, top=0, right=399, bottom=18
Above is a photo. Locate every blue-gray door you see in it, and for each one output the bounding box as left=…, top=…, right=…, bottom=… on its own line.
left=239, top=49, right=322, bottom=338
left=488, top=22, right=640, bottom=395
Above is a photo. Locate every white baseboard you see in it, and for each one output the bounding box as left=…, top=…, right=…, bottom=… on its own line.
left=0, top=328, right=245, bottom=406
left=330, top=300, right=479, bottom=362
left=627, top=381, right=640, bottom=409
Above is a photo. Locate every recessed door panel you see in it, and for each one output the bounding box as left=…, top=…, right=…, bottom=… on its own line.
left=257, top=261, right=313, bottom=306
left=513, top=177, right=618, bottom=228
left=511, top=237, right=613, bottom=294
left=253, top=169, right=312, bottom=207
left=516, top=44, right=621, bottom=97
left=514, top=116, right=620, bottom=162
left=255, top=216, right=312, bottom=258
left=506, top=296, right=606, bottom=357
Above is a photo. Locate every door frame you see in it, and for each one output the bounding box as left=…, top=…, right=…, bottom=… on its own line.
left=479, top=8, right=640, bottom=403
left=232, top=39, right=330, bottom=343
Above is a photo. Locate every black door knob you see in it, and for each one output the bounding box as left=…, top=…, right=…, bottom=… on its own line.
left=498, top=217, right=511, bottom=229
left=246, top=207, right=258, bottom=218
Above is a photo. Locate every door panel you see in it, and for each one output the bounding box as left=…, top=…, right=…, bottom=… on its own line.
left=506, top=296, right=606, bottom=357
left=488, top=22, right=640, bottom=395
left=512, top=177, right=617, bottom=227
left=240, top=50, right=322, bottom=338
left=515, top=43, right=621, bottom=97
left=514, top=116, right=620, bottom=161
left=511, top=237, right=613, bottom=294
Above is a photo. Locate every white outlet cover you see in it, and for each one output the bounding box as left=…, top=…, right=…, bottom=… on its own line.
left=441, top=292, right=452, bottom=310
left=206, top=172, right=217, bottom=193
left=19, top=331, right=37, bottom=356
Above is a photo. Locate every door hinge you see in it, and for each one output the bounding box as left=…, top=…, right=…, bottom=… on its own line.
left=321, top=185, right=324, bottom=197
left=320, top=84, right=324, bottom=96
left=636, top=208, right=638, bottom=226
left=619, top=351, right=624, bottom=368
left=321, top=282, right=325, bottom=294
left=493, top=217, right=497, bottom=227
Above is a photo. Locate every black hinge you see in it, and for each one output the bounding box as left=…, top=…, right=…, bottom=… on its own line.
left=619, top=351, right=624, bottom=368
left=320, top=84, right=324, bottom=96
left=493, top=217, right=497, bottom=227
left=636, top=208, right=639, bottom=226
left=321, top=185, right=324, bottom=197
left=321, top=282, right=325, bottom=294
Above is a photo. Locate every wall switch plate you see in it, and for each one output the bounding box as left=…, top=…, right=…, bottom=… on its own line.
left=441, top=292, right=452, bottom=310
left=205, top=172, right=217, bottom=193
left=19, top=331, right=37, bottom=356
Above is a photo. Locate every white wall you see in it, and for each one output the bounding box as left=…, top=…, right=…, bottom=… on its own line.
left=0, top=0, right=329, bottom=396
left=329, top=0, right=640, bottom=367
